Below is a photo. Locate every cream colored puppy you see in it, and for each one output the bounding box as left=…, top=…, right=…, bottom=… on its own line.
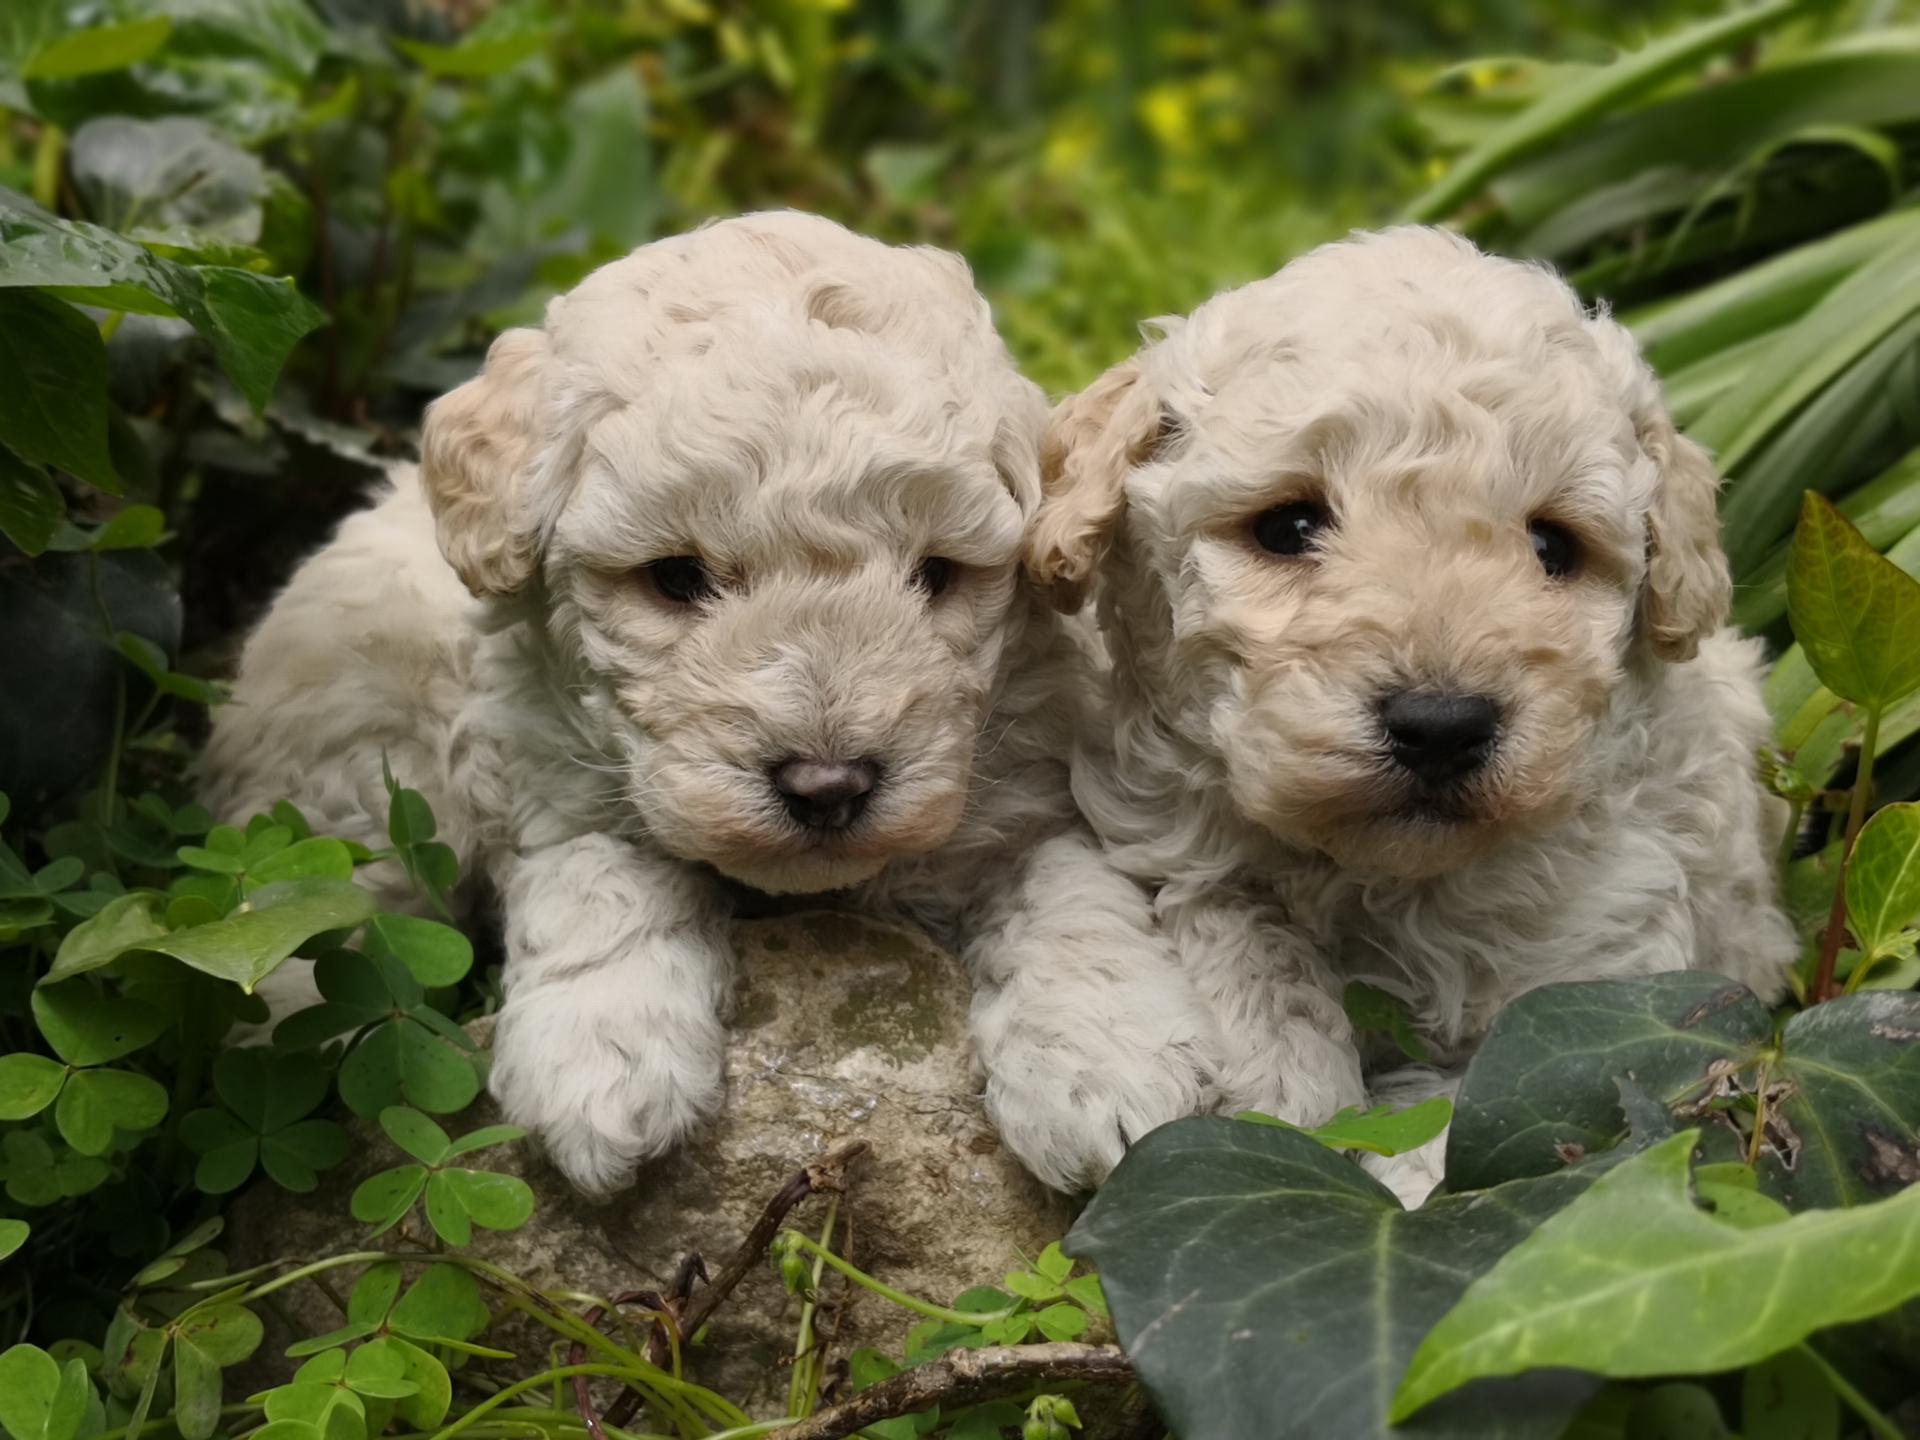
left=204, top=212, right=1213, bottom=1195
left=1026, top=226, right=1796, bottom=1203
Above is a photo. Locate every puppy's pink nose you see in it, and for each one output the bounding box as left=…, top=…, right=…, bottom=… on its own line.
left=772, top=758, right=879, bottom=831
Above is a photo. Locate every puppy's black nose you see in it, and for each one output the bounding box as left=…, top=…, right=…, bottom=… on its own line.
left=1380, top=691, right=1500, bottom=786
left=772, top=758, right=878, bottom=831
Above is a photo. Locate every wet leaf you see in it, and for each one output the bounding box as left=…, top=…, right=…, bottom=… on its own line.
left=1392, top=1132, right=1920, bottom=1420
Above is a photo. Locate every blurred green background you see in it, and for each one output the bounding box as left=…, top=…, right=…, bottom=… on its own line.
left=3, top=0, right=1920, bottom=815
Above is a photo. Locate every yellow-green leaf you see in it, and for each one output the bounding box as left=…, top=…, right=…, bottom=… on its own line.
left=1785, top=492, right=1920, bottom=710
left=1391, top=1131, right=1920, bottom=1421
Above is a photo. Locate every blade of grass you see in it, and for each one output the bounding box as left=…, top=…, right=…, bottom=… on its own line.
left=1401, top=0, right=1809, bottom=223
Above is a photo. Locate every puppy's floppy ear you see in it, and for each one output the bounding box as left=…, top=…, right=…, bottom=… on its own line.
left=420, top=327, right=552, bottom=598
left=1635, top=420, right=1728, bottom=664
left=1023, top=358, right=1164, bottom=613
left=1587, top=315, right=1731, bottom=662
left=1637, top=403, right=1731, bottom=663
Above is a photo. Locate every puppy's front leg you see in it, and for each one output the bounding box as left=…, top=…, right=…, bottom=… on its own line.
left=1165, top=897, right=1368, bottom=1131
left=963, top=830, right=1217, bottom=1192
left=490, top=834, right=732, bottom=1195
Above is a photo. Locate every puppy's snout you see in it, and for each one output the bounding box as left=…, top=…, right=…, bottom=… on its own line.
left=1379, top=691, right=1501, bottom=786
left=771, top=758, right=880, bottom=831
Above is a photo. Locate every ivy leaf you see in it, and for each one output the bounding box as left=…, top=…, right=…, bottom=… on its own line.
left=1447, top=976, right=1920, bottom=1210
left=1785, top=492, right=1920, bottom=711
left=1068, top=1117, right=1604, bottom=1440
left=31, top=981, right=168, bottom=1066
left=0, top=1053, right=67, bottom=1120
left=1845, top=802, right=1920, bottom=960
left=1446, top=973, right=1764, bottom=1191
left=1392, top=1131, right=1920, bottom=1421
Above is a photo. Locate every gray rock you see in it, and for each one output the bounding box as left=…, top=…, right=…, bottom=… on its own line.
left=228, top=911, right=1078, bottom=1416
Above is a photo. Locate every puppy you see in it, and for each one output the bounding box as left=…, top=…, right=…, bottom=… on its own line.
left=204, top=212, right=1214, bottom=1195
left=1025, top=226, right=1796, bottom=1203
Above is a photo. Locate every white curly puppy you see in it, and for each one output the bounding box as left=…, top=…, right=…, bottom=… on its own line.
left=1025, top=226, right=1797, bottom=1203
left=204, top=211, right=1214, bottom=1195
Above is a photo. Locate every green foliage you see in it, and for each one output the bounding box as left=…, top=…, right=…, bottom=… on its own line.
left=1392, top=1131, right=1920, bottom=1421
left=3, top=4, right=1920, bottom=1439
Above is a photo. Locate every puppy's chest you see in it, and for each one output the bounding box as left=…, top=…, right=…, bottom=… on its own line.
left=1286, top=864, right=1686, bottom=1047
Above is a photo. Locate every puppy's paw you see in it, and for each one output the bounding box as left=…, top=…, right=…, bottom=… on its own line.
left=488, top=1002, right=725, bottom=1196
left=1359, top=1139, right=1447, bottom=1210
left=985, top=1036, right=1212, bottom=1193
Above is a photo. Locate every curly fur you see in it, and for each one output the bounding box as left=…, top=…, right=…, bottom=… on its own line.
left=1028, top=227, right=1797, bottom=1204
left=203, top=212, right=1214, bottom=1195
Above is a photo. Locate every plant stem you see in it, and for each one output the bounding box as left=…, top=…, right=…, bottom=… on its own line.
left=786, top=1197, right=839, bottom=1419
left=1777, top=795, right=1806, bottom=871
left=763, top=1344, right=1133, bottom=1440
left=1811, top=703, right=1882, bottom=1001
left=31, top=122, right=64, bottom=209
left=775, top=1232, right=1018, bottom=1328
left=1795, top=1343, right=1902, bottom=1440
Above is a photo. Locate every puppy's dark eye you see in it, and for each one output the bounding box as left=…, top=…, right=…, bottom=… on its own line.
left=648, top=555, right=715, bottom=604
left=1528, top=520, right=1580, bottom=580
left=912, top=556, right=957, bottom=599
left=1253, top=500, right=1332, bottom=557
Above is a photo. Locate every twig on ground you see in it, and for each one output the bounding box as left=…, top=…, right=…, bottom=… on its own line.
left=569, top=1290, right=664, bottom=1440
left=762, top=1343, right=1135, bottom=1440
left=599, top=1139, right=870, bottom=1430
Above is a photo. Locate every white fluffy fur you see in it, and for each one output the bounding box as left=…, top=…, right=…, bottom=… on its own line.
left=1027, top=227, right=1798, bottom=1204
left=203, top=212, right=1214, bottom=1195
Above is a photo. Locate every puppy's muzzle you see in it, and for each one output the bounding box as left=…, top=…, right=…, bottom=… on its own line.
left=1379, top=690, right=1501, bottom=788
left=771, top=757, right=880, bottom=832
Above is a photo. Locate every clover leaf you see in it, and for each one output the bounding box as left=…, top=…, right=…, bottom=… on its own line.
left=180, top=1050, right=346, bottom=1193
left=349, top=1108, right=529, bottom=1246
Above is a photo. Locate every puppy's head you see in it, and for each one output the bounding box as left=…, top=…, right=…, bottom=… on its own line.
left=1029, top=226, right=1729, bottom=880
left=422, top=212, right=1046, bottom=894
